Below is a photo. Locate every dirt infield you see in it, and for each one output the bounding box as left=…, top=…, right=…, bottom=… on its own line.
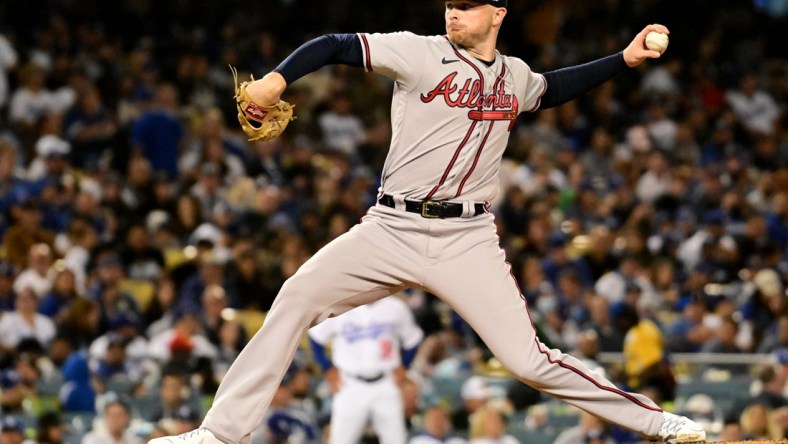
left=712, top=441, right=788, bottom=443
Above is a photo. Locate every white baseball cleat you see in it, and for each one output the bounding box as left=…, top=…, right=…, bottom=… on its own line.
left=657, top=412, right=706, bottom=443
left=148, top=428, right=224, bottom=444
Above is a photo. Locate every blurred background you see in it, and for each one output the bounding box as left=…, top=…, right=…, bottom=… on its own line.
left=0, top=0, right=786, bottom=443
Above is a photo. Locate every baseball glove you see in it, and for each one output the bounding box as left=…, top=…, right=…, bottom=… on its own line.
left=231, top=66, right=295, bottom=142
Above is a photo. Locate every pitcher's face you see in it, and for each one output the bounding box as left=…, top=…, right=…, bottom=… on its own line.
left=444, top=1, right=499, bottom=48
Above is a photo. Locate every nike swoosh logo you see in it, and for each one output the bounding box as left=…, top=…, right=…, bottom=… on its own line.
left=441, top=58, right=459, bottom=64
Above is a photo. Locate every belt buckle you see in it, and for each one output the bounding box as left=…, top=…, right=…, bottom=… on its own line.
left=421, top=201, right=444, bottom=218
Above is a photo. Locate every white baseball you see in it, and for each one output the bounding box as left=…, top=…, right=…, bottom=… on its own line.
left=645, top=31, right=669, bottom=53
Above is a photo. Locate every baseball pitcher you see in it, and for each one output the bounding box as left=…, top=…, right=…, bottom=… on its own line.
left=152, top=1, right=705, bottom=443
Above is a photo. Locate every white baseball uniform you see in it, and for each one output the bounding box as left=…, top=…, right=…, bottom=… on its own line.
left=308, top=296, right=423, bottom=444
left=202, top=32, right=664, bottom=443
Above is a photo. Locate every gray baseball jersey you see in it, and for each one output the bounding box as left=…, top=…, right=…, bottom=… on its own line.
left=201, top=33, right=665, bottom=444
left=359, top=32, right=545, bottom=203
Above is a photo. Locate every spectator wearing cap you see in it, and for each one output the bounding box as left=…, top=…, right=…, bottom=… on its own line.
left=451, top=376, right=493, bottom=434
left=90, top=332, right=148, bottom=398
left=38, top=267, right=79, bottom=319
left=130, top=82, right=184, bottom=179
left=541, top=232, right=592, bottom=289
left=147, top=303, right=217, bottom=363
left=3, top=201, right=56, bottom=271
left=85, top=252, right=141, bottom=335
left=256, top=361, right=319, bottom=444
left=1, top=417, right=33, bottom=444
left=118, top=221, right=165, bottom=282
left=178, top=247, right=228, bottom=309
left=162, top=404, right=202, bottom=436
left=88, top=311, right=149, bottom=366
left=61, top=83, right=117, bottom=169
left=26, top=134, right=71, bottom=183
left=0, top=286, right=56, bottom=349
left=82, top=397, right=142, bottom=444
left=0, top=261, right=17, bottom=311
left=666, top=294, right=715, bottom=353
left=141, top=366, right=198, bottom=423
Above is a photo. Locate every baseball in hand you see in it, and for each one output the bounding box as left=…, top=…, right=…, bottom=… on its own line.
left=645, top=31, right=669, bottom=53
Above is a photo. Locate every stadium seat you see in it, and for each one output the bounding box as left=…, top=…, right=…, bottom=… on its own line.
left=120, top=279, right=156, bottom=312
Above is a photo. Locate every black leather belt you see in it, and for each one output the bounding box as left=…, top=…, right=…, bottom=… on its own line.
left=378, top=194, right=487, bottom=219
left=349, top=373, right=385, bottom=383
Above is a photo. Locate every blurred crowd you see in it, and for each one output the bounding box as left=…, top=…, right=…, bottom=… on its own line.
left=0, top=0, right=786, bottom=443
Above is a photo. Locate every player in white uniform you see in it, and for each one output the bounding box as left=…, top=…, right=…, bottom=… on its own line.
left=151, top=1, right=706, bottom=443
left=308, top=296, right=424, bottom=444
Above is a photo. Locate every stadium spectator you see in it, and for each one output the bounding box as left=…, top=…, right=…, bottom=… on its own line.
left=0, top=417, right=31, bottom=444
left=0, top=261, right=17, bottom=311
left=0, top=352, right=41, bottom=413
left=56, top=297, right=101, bottom=351
left=147, top=304, right=217, bottom=364
left=130, top=83, right=184, bottom=179
left=409, top=405, right=467, bottom=444
left=0, top=1, right=784, bottom=442
left=12, top=242, right=55, bottom=298
left=36, top=411, right=65, bottom=444
left=61, top=84, right=117, bottom=170
left=451, top=376, right=493, bottom=434
left=87, top=252, right=139, bottom=325
left=38, top=267, right=80, bottom=319
left=81, top=397, right=142, bottom=444
left=59, top=351, right=95, bottom=413
left=0, top=286, right=56, bottom=349
left=725, top=73, right=781, bottom=136
left=141, top=366, right=197, bottom=423
left=468, top=404, right=520, bottom=444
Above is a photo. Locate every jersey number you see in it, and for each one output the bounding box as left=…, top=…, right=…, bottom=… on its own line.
left=379, top=338, right=394, bottom=359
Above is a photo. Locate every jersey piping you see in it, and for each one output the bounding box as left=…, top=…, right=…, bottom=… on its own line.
left=426, top=39, right=486, bottom=200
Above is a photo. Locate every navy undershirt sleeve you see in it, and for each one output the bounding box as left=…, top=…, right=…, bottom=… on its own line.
left=274, top=34, right=363, bottom=85
left=308, top=337, right=333, bottom=373
left=539, top=52, right=628, bottom=109
left=401, top=346, right=418, bottom=369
